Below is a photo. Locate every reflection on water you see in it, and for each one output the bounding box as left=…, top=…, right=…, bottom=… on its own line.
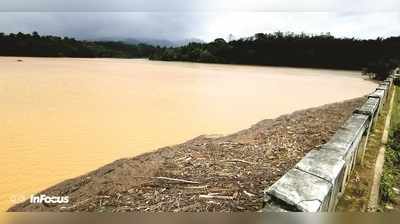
left=0, top=57, right=376, bottom=211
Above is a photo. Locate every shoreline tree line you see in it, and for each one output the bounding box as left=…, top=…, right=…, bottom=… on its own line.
left=1, top=32, right=399, bottom=80
left=0, top=32, right=158, bottom=58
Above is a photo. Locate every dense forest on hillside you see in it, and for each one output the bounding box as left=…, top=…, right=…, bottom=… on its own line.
left=150, top=32, right=400, bottom=80
left=0, top=32, right=157, bottom=58
left=1, top=32, right=399, bottom=80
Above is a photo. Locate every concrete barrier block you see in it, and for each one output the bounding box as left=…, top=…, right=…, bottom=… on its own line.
left=382, top=80, right=391, bottom=86
left=323, top=128, right=358, bottom=154
left=320, top=114, right=368, bottom=190
left=358, top=98, right=380, bottom=129
left=264, top=168, right=332, bottom=212
left=295, top=150, right=345, bottom=184
left=386, top=77, right=393, bottom=83
left=318, top=147, right=351, bottom=193
left=350, top=126, right=365, bottom=168
left=377, top=84, right=389, bottom=100
left=342, top=113, right=369, bottom=134
left=354, top=99, right=377, bottom=165
left=354, top=97, right=380, bottom=117
left=369, top=89, right=386, bottom=113
left=321, top=124, right=365, bottom=188
left=295, top=150, right=345, bottom=210
left=377, top=84, right=389, bottom=90
left=380, top=81, right=389, bottom=85
left=323, top=114, right=368, bottom=155
left=369, top=89, right=385, bottom=100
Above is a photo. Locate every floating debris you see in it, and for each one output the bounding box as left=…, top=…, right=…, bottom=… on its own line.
left=8, top=97, right=366, bottom=212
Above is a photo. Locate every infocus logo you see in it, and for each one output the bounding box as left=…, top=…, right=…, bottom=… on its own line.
left=30, top=194, right=69, bottom=204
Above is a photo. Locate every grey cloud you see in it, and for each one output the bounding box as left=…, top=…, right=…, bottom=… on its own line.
left=0, top=0, right=204, bottom=12
left=0, top=12, right=208, bottom=40
left=0, top=0, right=399, bottom=12
left=0, top=2, right=399, bottom=42
left=197, top=12, right=400, bottom=40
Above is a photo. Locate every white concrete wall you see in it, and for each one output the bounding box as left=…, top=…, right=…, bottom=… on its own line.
left=263, top=73, right=395, bottom=212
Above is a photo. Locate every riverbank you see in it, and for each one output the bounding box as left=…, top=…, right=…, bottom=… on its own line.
left=8, top=97, right=366, bottom=212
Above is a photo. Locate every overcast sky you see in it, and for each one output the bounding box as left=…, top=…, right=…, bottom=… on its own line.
left=0, top=0, right=399, bottom=41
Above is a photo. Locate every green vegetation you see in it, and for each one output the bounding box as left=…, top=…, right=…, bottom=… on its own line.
left=0, top=32, right=158, bottom=58
left=381, top=86, right=400, bottom=202
left=1, top=31, right=399, bottom=80
left=150, top=32, right=400, bottom=80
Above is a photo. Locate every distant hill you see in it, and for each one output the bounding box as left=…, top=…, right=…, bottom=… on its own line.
left=94, top=37, right=204, bottom=47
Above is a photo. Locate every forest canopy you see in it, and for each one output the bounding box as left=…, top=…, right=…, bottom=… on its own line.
left=0, top=32, right=158, bottom=58
left=150, top=32, right=400, bottom=80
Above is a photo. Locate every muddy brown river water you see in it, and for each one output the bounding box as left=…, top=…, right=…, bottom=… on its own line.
left=0, top=57, right=377, bottom=211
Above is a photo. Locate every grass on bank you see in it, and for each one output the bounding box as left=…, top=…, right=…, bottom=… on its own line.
left=381, top=85, right=400, bottom=203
